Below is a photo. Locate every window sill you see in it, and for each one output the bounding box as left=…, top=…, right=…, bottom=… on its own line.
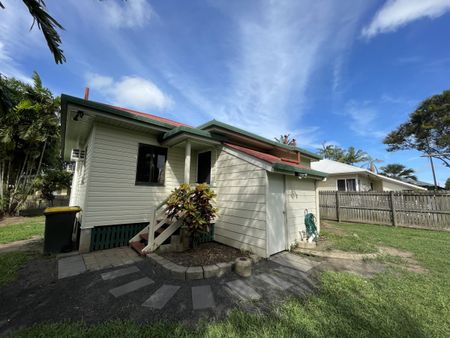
left=135, top=182, right=165, bottom=187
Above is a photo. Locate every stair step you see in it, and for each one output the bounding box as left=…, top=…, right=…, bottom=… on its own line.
left=130, top=241, right=146, bottom=256
left=139, top=233, right=148, bottom=241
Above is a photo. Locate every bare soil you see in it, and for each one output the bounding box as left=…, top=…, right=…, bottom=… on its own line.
left=160, top=242, right=250, bottom=266
left=0, top=216, right=29, bottom=228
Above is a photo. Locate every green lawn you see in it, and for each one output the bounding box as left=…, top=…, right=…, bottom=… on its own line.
left=0, top=216, right=44, bottom=244
left=0, top=251, right=32, bottom=287
left=13, top=222, right=450, bottom=337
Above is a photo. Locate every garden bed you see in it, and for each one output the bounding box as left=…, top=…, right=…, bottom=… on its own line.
left=159, top=242, right=250, bottom=266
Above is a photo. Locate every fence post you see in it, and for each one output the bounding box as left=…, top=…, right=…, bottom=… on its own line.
left=336, top=191, right=341, bottom=222
left=389, top=191, right=397, bottom=227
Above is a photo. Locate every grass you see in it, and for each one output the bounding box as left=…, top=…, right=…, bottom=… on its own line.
left=12, top=222, right=450, bottom=337
left=0, top=216, right=44, bottom=244
left=0, top=251, right=32, bottom=287
left=320, top=228, right=378, bottom=253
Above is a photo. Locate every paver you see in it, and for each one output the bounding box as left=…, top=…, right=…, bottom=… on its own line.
left=216, top=262, right=233, bottom=277
left=109, top=277, right=154, bottom=298
left=255, top=273, right=293, bottom=290
left=275, top=266, right=309, bottom=279
left=101, top=266, right=140, bottom=280
left=203, top=265, right=219, bottom=278
left=142, top=285, right=180, bottom=309
left=225, top=279, right=261, bottom=301
left=58, top=255, right=86, bottom=279
left=270, top=252, right=319, bottom=272
left=192, top=285, right=215, bottom=310
left=186, top=266, right=203, bottom=279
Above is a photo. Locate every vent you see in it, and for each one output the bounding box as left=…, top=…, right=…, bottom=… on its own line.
left=70, top=149, right=86, bottom=161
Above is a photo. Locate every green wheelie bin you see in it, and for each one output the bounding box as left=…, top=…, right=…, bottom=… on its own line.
left=43, top=206, right=81, bottom=254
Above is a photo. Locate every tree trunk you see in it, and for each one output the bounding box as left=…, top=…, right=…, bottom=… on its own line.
left=14, top=139, right=47, bottom=213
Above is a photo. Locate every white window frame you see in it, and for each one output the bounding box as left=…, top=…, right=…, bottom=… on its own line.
left=336, top=177, right=358, bottom=192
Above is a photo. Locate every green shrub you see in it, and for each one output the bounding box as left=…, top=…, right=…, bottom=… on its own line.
left=165, top=183, right=217, bottom=235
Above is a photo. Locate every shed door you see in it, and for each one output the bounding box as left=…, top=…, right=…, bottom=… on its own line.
left=267, top=173, right=287, bottom=255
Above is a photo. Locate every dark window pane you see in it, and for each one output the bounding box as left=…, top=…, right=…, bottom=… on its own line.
left=337, top=179, right=346, bottom=191
left=135, top=144, right=167, bottom=185
left=197, top=151, right=211, bottom=184
left=346, top=179, right=356, bottom=191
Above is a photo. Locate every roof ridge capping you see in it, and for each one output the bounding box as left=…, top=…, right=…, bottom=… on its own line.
left=197, top=119, right=322, bottom=160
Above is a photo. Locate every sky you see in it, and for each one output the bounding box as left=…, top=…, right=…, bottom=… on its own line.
left=1, top=0, right=449, bottom=185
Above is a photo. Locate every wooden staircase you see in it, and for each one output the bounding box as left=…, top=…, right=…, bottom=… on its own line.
left=129, top=198, right=184, bottom=256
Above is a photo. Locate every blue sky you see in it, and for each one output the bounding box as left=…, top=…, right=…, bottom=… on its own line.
left=1, top=0, right=449, bottom=185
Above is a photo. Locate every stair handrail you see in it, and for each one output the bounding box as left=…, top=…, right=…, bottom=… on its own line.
left=148, top=196, right=170, bottom=249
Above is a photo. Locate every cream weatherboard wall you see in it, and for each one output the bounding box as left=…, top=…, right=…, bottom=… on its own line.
left=213, top=149, right=268, bottom=257
left=285, top=177, right=319, bottom=246
left=80, top=122, right=185, bottom=229
left=69, top=126, right=94, bottom=213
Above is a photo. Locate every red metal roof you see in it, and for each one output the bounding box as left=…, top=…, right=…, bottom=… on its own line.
left=109, top=105, right=191, bottom=128
left=224, top=143, right=308, bottom=169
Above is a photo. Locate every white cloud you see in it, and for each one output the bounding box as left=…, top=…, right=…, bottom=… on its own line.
left=343, top=100, right=387, bottom=138
left=362, top=0, right=450, bottom=38
left=162, top=1, right=371, bottom=144
left=0, top=0, right=44, bottom=81
left=86, top=73, right=172, bottom=111
left=101, top=0, right=154, bottom=29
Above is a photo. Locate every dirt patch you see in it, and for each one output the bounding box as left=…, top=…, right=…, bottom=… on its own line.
left=378, top=246, right=427, bottom=273
left=0, top=217, right=30, bottom=228
left=0, top=237, right=43, bottom=253
left=160, top=242, right=249, bottom=266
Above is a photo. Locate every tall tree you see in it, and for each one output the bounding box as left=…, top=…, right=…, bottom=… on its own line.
left=364, top=155, right=383, bottom=173
left=0, top=72, right=61, bottom=214
left=318, top=144, right=346, bottom=162
left=384, top=89, right=450, bottom=167
left=318, top=143, right=368, bottom=165
left=0, top=0, right=65, bottom=63
left=342, top=146, right=369, bottom=165
left=445, top=178, right=450, bottom=190
left=380, top=164, right=417, bottom=181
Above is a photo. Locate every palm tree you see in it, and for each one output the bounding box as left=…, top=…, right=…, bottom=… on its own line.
left=342, top=147, right=369, bottom=165
left=275, top=134, right=296, bottom=146
left=380, top=164, right=417, bottom=181
left=1, top=0, right=65, bottom=63
left=364, top=156, right=383, bottom=173
left=318, top=143, right=346, bottom=162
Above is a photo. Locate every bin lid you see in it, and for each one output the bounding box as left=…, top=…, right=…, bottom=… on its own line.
left=44, top=206, right=81, bottom=215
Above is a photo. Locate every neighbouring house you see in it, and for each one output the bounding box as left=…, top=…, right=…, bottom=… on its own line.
left=61, top=94, right=327, bottom=258
left=311, top=159, right=426, bottom=192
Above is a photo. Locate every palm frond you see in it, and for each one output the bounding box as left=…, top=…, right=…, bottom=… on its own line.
left=22, top=0, right=66, bottom=64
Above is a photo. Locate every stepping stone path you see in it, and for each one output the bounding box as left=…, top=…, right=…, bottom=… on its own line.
left=225, top=279, right=261, bottom=301
left=99, top=253, right=319, bottom=311
left=192, top=285, right=215, bottom=310
left=101, top=266, right=140, bottom=280
left=255, top=273, right=293, bottom=290
left=109, top=277, right=154, bottom=298
left=270, top=252, right=319, bottom=272
left=58, top=255, right=86, bottom=279
left=142, top=285, right=180, bottom=309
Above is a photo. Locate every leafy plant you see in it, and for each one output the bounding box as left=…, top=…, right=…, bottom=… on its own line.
left=380, top=163, right=417, bottom=180
left=165, top=183, right=217, bottom=235
left=384, top=89, right=450, bottom=167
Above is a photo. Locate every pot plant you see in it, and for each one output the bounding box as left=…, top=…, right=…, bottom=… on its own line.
left=165, top=183, right=217, bottom=249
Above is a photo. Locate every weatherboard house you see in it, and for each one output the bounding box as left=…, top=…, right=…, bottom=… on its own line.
left=62, top=94, right=327, bottom=257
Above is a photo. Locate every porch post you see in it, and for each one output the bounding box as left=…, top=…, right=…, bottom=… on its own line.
left=184, top=139, right=191, bottom=183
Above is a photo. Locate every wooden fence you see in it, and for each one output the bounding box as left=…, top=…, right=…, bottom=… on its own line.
left=319, top=191, right=450, bottom=231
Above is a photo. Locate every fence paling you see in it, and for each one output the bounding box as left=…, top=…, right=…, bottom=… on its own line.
left=319, top=191, right=450, bottom=230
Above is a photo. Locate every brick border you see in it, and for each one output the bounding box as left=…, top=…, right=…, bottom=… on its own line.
left=147, top=253, right=261, bottom=280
